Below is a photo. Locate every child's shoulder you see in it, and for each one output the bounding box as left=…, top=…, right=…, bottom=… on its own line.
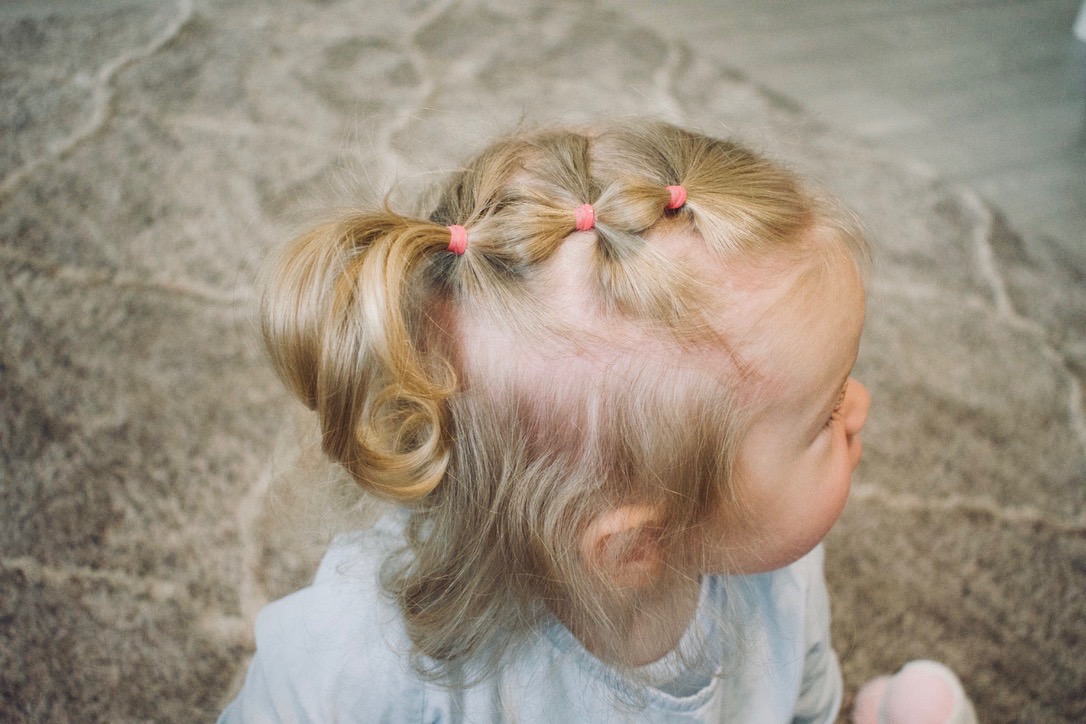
left=255, top=526, right=400, bottom=652
left=222, top=514, right=428, bottom=721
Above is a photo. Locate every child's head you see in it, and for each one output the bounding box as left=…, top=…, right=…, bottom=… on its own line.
left=261, top=119, right=870, bottom=675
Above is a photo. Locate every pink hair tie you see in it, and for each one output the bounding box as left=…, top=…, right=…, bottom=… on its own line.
left=666, top=185, right=687, bottom=210
left=447, top=224, right=467, bottom=256
left=574, top=203, right=595, bottom=231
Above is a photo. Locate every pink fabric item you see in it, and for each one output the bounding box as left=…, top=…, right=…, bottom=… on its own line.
left=447, top=224, right=468, bottom=256
left=666, top=185, right=687, bottom=209
left=574, top=203, right=595, bottom=231
left=852, top=660, right=977, bottom=724
left=852, top=676, right=890, bottom=724
left=883, top=664, right=957, bottom=723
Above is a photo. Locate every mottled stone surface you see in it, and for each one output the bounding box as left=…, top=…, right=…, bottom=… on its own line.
left=1, top=0, right=1083, bottom=721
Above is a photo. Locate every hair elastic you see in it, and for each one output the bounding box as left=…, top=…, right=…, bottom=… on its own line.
left=574, top=203, right=596, bottom=231
left=666, top=185, right=687, bottom=210
left=447, top=224, right=467, bottom=256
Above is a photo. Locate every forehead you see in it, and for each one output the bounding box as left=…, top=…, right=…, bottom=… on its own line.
left=647, top=220, right=863, bottom=396
left=722, top=243, right=866, bottom=404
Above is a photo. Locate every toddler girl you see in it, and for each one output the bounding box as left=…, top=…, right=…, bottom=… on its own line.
left=221, top=120, right=975, bottom=722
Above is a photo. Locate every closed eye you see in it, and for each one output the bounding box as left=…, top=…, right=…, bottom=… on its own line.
left=825, top=382, right=849, bottom=427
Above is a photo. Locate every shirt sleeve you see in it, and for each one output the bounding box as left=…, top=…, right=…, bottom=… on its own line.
left=790, top=545, right=844, bottom=724
left=217, top=647, right=294, bottom=724
left=217, top=535, right=430, bottom=723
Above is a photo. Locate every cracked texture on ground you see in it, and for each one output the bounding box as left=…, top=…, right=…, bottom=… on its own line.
left=1, top=0, right=1082, bottom=720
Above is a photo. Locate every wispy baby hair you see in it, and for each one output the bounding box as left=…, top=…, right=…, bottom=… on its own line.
left=260, top=119, right=868, bottom=682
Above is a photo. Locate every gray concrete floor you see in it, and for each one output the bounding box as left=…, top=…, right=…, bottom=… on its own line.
left=614, top=0, right=1086, bottom=254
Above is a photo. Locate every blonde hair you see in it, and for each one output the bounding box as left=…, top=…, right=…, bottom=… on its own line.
left=260, top=120, right=868, bottom=682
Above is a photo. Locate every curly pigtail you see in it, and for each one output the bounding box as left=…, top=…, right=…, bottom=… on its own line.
left=261, top=212, right=459, bottom=502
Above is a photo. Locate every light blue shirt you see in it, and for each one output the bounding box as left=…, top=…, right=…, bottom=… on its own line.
left=220, top=515, right=841, bottom=723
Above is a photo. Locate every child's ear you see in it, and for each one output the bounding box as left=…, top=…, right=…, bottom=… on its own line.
left=580, top=504, right=664, bottom=589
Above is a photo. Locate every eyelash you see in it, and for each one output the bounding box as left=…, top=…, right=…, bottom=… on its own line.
left=826, top=384, right=848, bottom=427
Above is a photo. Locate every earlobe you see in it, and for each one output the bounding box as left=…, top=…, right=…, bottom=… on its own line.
left=580, top=504, right=665, bottom=588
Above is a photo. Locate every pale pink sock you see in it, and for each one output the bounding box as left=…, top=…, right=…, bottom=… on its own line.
left=852, top=675, right=890, bottom=724
left=852, top=660, right=977, bottom=724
